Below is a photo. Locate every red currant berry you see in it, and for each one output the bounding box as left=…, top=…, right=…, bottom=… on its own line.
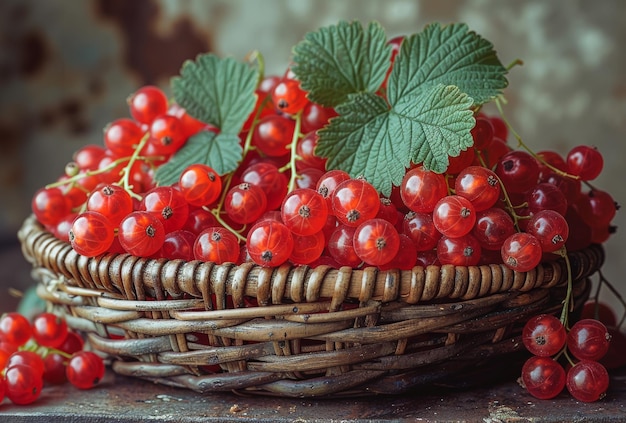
left=141, top=186, right=190, bottom=233
left=246, top=220, right=294, bottom=267
left=43, top=352, right=69, bottom=385
left=433, top=195, right=476, bottom=238
left=471, top=207, right=516, bottom=251
left=147, top=114, right=187, bottom=155
left=183, top=208, right=219, bottom=235
left=522, top=314, right=566, bottom=357
left=402, top=211, right=441, bottom=251
left=316, top=169, right=351, bottom=208
left=73, top=144, right=107, bottom=171
left=271, top=77, right=308, bottom=115
left=289, top=231, right=325, bottom=265
left=488, top=115, right=508, bottom=140
left=525, top=183, right=568, bottom=216
left=87, top=184, right=134, bottom=226
left=159, top=229, right=196, bottom=260
left=481, top=136, right=512, bottom=169
left=495, top=150, right=540, bottom=194
left=296, top=131, right=327, bottom=171
left=446, top=148, right=476, bottom=175
left=295, top=167, right=324, bottom=190
left=526, top=210, right=569, bottom=252
left=600, top=326, right=626, bottom=370
left=378, top=233, right=418, bottom=271
left=127, top=85, right=168, bottom=125
left=437, top=234, right=482, bottom=266
left=353, top=218, right=400, bottom=266
left=566, top=360, right=609, bottom=402
left=69, top=211, right=115, bottom=257
left=241, top=162, right=288, bottom=211
left=501, top=232, right=542, bottom=272
left=300, top=103, right=337, bottom=134
left=566, top=145, right=603, bottom=181
left=521, top=356, right=566, bottom=400
left=585, top=189, right=618, bottom=228
left=4, top=364, right=43, bottom=405
left=31, top=312, right=68, bottom=349
left=332, top=178, right=380, bottom=227
left=66, top=351, right=106, bottom=390
left=470, top=115, right=494, bottom=150
left=376, top=198, right=399, bottom=226
left=567, top=319, right=611, bottom=361
left=0, top=312, right=33, bottom=347
left=327, top=224, right=362, bottom=268
left=400, top=166, right=448, bottom=213
left=58, top=331, right=85, bottom=355
left=118, top=211, right=166, bottom=257
left=281, top=188, right=328, bottom=236
left=32, top=187, right=72, bottom=227
left=224, top=183, right=268, bottom=225
left=454, top=166, right=501, bottom=211
left=194, top=227, right=240, bottom=264
left=416, top=249, right=440, bottom=267
left=252, top=114, right=296, bottom=157
left=103, top=118, right=144, bottom=157
left=179, top=164, right=222, bottom=207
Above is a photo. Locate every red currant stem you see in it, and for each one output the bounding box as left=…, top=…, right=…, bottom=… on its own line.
left=494, top=99, right=578, bottom=180
left=286, top=111, right=304, bottom=193
left=208, top=207, right=247, bottom=243
left=444, top=174, right=455, bottom=196
left=563, top=347, right=577, bottom=368
left=119, top=132, right=151, bottom=199
left=44, top=154, right=159, bottom=191
left=18, top=340, right=73, bottom=359
left=497, top=177, right=522, bottom=232
left=555, top=246, right=573, bottom=330
left=475, top=146, right=527, bottom=230
left=552, top=344, right=568, bottom=362
left=205, top=173, right=247, bottom=244
left=245, top=49, right=265, bottom=87
left=596, top=270, right=626, bottom=327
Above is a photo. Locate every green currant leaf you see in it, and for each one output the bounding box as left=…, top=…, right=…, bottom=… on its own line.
left=316, top=85, right=474, bottom=196
left=154, top=130, right=242, bottom=186
left=171, top=53, right=259, bottom=133
left=388, top=22, right=508, bottom=106
left=292, top=20, right=391, bottom=108
left=401, top=84, right=475, bottom=172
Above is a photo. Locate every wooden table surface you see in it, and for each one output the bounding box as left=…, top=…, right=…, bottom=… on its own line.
left=1, top=366, right=625, bottom=422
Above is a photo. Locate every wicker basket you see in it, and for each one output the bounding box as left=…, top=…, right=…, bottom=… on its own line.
left=18, top=214, right=603, bottom=397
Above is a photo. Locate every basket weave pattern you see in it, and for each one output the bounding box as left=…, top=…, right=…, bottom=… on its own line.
left=19, top=215, right=603, bottom=397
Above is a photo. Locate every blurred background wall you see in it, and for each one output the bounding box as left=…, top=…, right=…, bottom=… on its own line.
left=1, top=0, right=624, bottom=314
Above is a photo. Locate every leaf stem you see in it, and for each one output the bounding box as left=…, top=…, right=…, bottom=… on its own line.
left=505, top=59, right=524, bottom=71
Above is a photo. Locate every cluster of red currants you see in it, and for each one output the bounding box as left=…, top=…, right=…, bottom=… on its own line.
left=29, top=68, right=616, bottom=271
left=521, top=313, right=613, bottom=402
left=0, top=312, right=104, bottom=405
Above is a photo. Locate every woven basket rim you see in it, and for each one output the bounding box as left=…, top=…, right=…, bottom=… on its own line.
left=18, top=214, right=604, bottom=307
